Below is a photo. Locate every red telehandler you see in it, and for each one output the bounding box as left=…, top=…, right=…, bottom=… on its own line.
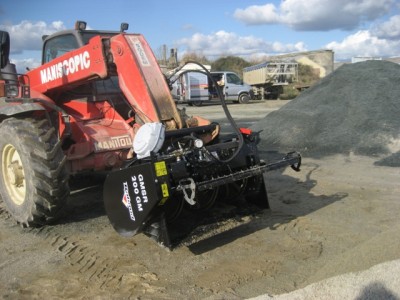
left=0, top=21, right=300, bottom=248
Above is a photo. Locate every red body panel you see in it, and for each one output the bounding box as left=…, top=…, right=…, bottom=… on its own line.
left=110, top=34, right=182, bottom=128
left=60, top=100, right=133, bottom=173
left=26, top=36, right=108, bottom=94
left=19, top=32, right=186, bottom=173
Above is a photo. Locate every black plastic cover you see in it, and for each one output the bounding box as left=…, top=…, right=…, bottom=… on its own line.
left=103, top=161, right=170, bottom=237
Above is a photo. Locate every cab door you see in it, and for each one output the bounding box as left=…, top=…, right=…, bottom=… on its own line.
left=224, top=72, right=243, bottom=100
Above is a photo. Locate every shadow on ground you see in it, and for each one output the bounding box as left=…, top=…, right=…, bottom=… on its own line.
left=171, top=151, right=346, bottom=254
left=52, top=150, right=346, bottom=254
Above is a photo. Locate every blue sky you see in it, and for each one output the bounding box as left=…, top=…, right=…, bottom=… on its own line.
left=1, top=0, right=400, bottom=72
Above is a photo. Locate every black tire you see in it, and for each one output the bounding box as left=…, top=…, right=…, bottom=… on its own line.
left=238, top=93, right=250, bottom=104
left=0, top=117, right=69, bottom=227
left=191, top=101, right=203, bottom=107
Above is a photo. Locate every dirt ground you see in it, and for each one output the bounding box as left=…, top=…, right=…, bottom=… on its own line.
left=0, top=101, right=399, bottom=299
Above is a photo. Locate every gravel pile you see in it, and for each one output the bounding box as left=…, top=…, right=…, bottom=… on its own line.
left=252, top=60, right=400, bottom=165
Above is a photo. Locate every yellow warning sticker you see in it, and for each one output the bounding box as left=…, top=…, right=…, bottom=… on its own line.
left=154, top=161, right=167, bottom=177
left=159, top=198, right=167, bottom=205
left=161, top=183, right=169, bottom=198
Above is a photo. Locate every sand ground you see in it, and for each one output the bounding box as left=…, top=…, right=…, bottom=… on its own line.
left=0, top=101, right=399, bottom=299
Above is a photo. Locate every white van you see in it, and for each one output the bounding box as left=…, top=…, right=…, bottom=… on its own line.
left=171, top=71, right=210, bottom=106
left=210, top=71, right=253, bottom=104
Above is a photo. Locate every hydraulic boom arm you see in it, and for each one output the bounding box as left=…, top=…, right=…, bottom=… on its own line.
left=25, top=33, right=183, bottom=128
left=26, top=35, right=108, bottom=93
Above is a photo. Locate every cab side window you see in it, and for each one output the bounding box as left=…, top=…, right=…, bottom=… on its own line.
left=226, top=73, right=241, bottom=85
left=43, top=34, right=79, bottom=64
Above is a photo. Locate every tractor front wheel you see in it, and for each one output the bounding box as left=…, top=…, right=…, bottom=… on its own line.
left=0, top=117, right=70, bottom=227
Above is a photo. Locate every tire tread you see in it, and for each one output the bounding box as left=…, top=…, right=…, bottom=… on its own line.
left=0, top=117, right=70, bottom=226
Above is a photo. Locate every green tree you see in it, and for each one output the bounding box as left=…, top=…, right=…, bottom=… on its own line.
left=181, top=52, right=211, bottom=65
left=211, top=56, right=252, bottom=79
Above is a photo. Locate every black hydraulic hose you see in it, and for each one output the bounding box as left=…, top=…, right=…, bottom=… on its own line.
left=169, top=61, right=244, bottom=163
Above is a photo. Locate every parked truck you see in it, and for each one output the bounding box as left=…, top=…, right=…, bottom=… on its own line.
left=243, top=61, right=298, bottom=100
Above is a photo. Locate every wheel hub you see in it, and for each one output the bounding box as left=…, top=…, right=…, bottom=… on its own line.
left=8, top=160, right=24, bottom=187
left=2, top=144, right=26, bottom=205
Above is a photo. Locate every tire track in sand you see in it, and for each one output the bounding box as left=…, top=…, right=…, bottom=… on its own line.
left=33, top=226, right=123, bottom=289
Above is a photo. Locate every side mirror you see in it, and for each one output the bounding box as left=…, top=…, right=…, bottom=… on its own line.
left=75, top=20, right=87, bottom=31
left=0, top=30, right=10, bottom=69
left=120, top=23, right=129, bottom=32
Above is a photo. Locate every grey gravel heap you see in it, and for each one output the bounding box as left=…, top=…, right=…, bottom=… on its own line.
left=252, top=60, right=400, bottom=166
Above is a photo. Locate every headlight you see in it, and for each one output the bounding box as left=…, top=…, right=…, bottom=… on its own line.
left=133, top=123, right=165, bottom=159
left=194, top=138, right=203, bottom=149
left=6, top=83, right=19, bottom=97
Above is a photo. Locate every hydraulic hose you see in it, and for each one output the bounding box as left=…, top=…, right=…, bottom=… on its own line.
left=168, top=61, right=245, bottom=163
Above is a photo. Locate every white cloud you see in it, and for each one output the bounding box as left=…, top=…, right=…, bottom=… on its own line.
left=176, top=30, right=307, bottom=58
left=372, top=15, right=400, bottom=40
left=315, top=13, right=400, bottom=60
left=234, top=0, right=395, bottom=31
left=0, top=20, right=66, bottom=54
left=233, top=1, right=400, bottom=60
left=234, top=3, right=279, bottom=25
left=10, top=58, right=41, bottom=73
left=326, top=30, right=400, bottom=60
